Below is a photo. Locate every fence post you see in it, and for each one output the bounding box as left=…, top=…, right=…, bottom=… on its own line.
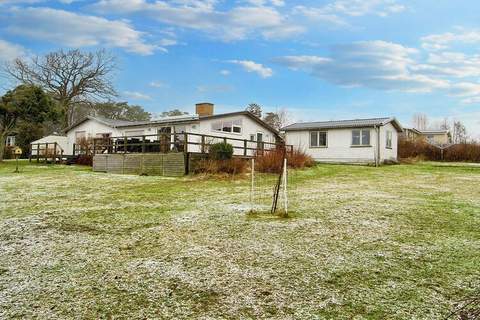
left=53, top=142, right=57, bottom=164
left=142, top=135, right=146, bottom=153
left=223, top=137, right=227, bottom=144
left=124, top=137, right=128, bottom=154
left=184, top=132, right=188, bottom=153
left=283, top=157, right=288, bottom=215
left=201, top=135, right=205, bottom=153
left=45, top=143, right=48, bottom=163
left=93, top=139, right=96, bottom=156
left=73, top=143, right=76, bottom=156
left=250, top=158, right=255, bottom=212
left=244, top=139, right=248, bottom=156
left=29, top=144, right=32, bottom=163
left=37, top=144, right=40, bottom=163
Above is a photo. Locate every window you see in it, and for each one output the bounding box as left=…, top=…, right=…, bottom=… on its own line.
left=75, top=131, right=86, bottom=143
left=256, top=132, right=263, bottom=142
left=6, top=136, right=15, bottom=147
left=211, top=118, right=243, bottom=134
left=310, top=131, right=327, bottom=147
left=250, top=134, right=255, bottom=141
left=352, top=129, right=371, bottom=146
left=96, top=133, right=112, bottom=139
left=233, top=119, right=242, bottom=133
left=386, top=131, right=392, bottom=148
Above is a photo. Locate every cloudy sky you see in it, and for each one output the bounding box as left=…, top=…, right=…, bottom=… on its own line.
left=0, top=0, right=479, bottom=137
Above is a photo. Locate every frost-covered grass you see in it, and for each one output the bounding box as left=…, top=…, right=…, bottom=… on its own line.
left=0, top=160, right=479, bottom=319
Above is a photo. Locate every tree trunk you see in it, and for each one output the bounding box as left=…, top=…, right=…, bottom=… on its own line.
left=0, top=132, right=7, bottom=162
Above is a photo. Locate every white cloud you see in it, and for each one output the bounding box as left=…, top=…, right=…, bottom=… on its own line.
left=275, top=41, right=447, bottom=93
left=5, top=7, right=157, bottom=55
left=91, top=0, right=303, bottom=41
left=421, top=28, right=480, bottom=51
left=123, top=91, right=152, bottom=100
left=228, top=60, right=273, bottom=78
left=293, top=0, right=406, bottom=27
left=275, top=39, right=480, bottom=104
left=220, top=70, right=231, bottom=76
left=149, top=81, right=166, bottom=88
left=0, top=39, right=25, bottom=61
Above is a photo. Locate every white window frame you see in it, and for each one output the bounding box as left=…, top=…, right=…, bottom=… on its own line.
left=6, top=136, right=15, bottom=147
left=352, top=129, right=371, bottom=146
left=211, top=118, right=243, bottom=135
left=386, top=130, right=393, bottom=149
left=310, top=131, right=328, bottom=148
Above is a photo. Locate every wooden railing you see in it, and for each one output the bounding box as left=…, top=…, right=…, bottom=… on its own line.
left=75, top=132, right=292, bottom=157
left=29, top=142, right=65, bottom=163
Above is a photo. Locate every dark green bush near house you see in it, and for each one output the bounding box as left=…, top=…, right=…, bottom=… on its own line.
left=209, top=142, right=233, bottom=160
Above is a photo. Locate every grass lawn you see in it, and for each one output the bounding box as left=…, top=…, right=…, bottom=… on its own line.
left=0, top=160, right=479, bottom=319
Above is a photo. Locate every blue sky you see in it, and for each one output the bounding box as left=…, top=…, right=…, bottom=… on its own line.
left=0, top=0, right=479, bottom=137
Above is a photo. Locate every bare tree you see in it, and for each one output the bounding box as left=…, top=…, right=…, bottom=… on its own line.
left=263, top=108, right=292, bottom=130
left=452, top=120, right=467, bottom=144
left=4, top=49, right=117, bottom=128
left=412, top=113, right=428, bottom=130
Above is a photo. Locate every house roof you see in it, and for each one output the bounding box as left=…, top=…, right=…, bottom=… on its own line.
left=200, top=111, right=281, bottom=138
left=281, top=117, right=403, bottom=132
left=419, top=129, right=449, bottom=134
left=64, top=115, right=141, bottom=132
left=64, top=111, right=281, bottom=138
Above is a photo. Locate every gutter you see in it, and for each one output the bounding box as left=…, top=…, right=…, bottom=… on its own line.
left=374, top=124, right=380, bottom=167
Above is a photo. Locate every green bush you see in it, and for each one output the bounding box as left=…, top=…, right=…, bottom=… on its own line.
left=209, top=142, right=234, bottom=160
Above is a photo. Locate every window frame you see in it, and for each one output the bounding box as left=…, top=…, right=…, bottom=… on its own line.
left=211, top=118, right=243, bottom=135
left=309, top=130, right=328, bottom=148
left=6, top=136, right=15, bottom=147
left=351, top=129, right=371, bottom=147
left=386, top=130, right=393, bottom=149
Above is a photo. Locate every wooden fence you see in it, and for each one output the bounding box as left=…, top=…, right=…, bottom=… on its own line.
left=29, top=142, right=65, bottom=163
left=75, top=132, right=292, bottom=158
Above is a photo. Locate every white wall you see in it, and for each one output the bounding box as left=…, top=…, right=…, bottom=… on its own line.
left=30, top=135, right=70, bottom=156
left=379, top=122, right=398, bottom=162
left=286, top=128, right=378, bottom=163
left=195, top=115, right=277, bottom=155
left=66, top=120, right=122, bottom=154
left=63, top=115, right=277, bottom=156
left=285, top=124, right=399, bottom=164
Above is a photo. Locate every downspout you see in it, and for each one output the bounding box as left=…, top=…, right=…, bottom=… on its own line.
left=375, top=125, right=381, bottom=167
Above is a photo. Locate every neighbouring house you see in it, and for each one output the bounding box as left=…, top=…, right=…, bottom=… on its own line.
left=30, top=134, right=70, bottom=157
left=282, top=117, right=403, bottom=164
left=33, top=103, right=281, bottom=157
left=402, top=128, right=450, bottom=145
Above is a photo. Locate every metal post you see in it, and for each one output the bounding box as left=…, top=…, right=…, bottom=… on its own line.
left=184, top=132, right=188, bottom=153
left=93, top=139, right=96, bottom=156
left=15, top=155, right=19, bottom=173
left=201, top=135, right=205, bottom=153
left=244, top=139, right=247, bottom=156
left=142, top=135, right=146, bottom=153
left=45, top=143, right=48, bottom=163
left=251, top=158, right=255, bottom=212
left=124, top=137, right=128, bottom=154
left=36, top=144, right=40, bottom=163
left=53, top=142, right=57, bottom=164
left=283, top=157, right=288, bottom=215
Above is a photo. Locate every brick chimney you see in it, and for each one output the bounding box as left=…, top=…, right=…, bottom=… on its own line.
left=195, top=102, right=214, bottom=117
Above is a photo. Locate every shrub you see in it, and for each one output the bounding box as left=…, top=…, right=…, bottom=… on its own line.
left=75, top=154, right=93, bottom=166
left=255, top=148, right=315, bottom=173
left=399, top=138, right=480, bottom=162
left=209, top=142, right=234, bottom=160
left=193, top=158, right=248, bottom=175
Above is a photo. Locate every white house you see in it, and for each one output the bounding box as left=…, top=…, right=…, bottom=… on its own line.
left=44, top=103, right=280, bottom=156
left=30, top=134, right=70, bottom=156
left=282, top=117, right=403, bottom=164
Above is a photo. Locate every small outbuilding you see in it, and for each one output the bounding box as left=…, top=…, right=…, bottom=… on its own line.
left=282, top=117, right=403, bottom=165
